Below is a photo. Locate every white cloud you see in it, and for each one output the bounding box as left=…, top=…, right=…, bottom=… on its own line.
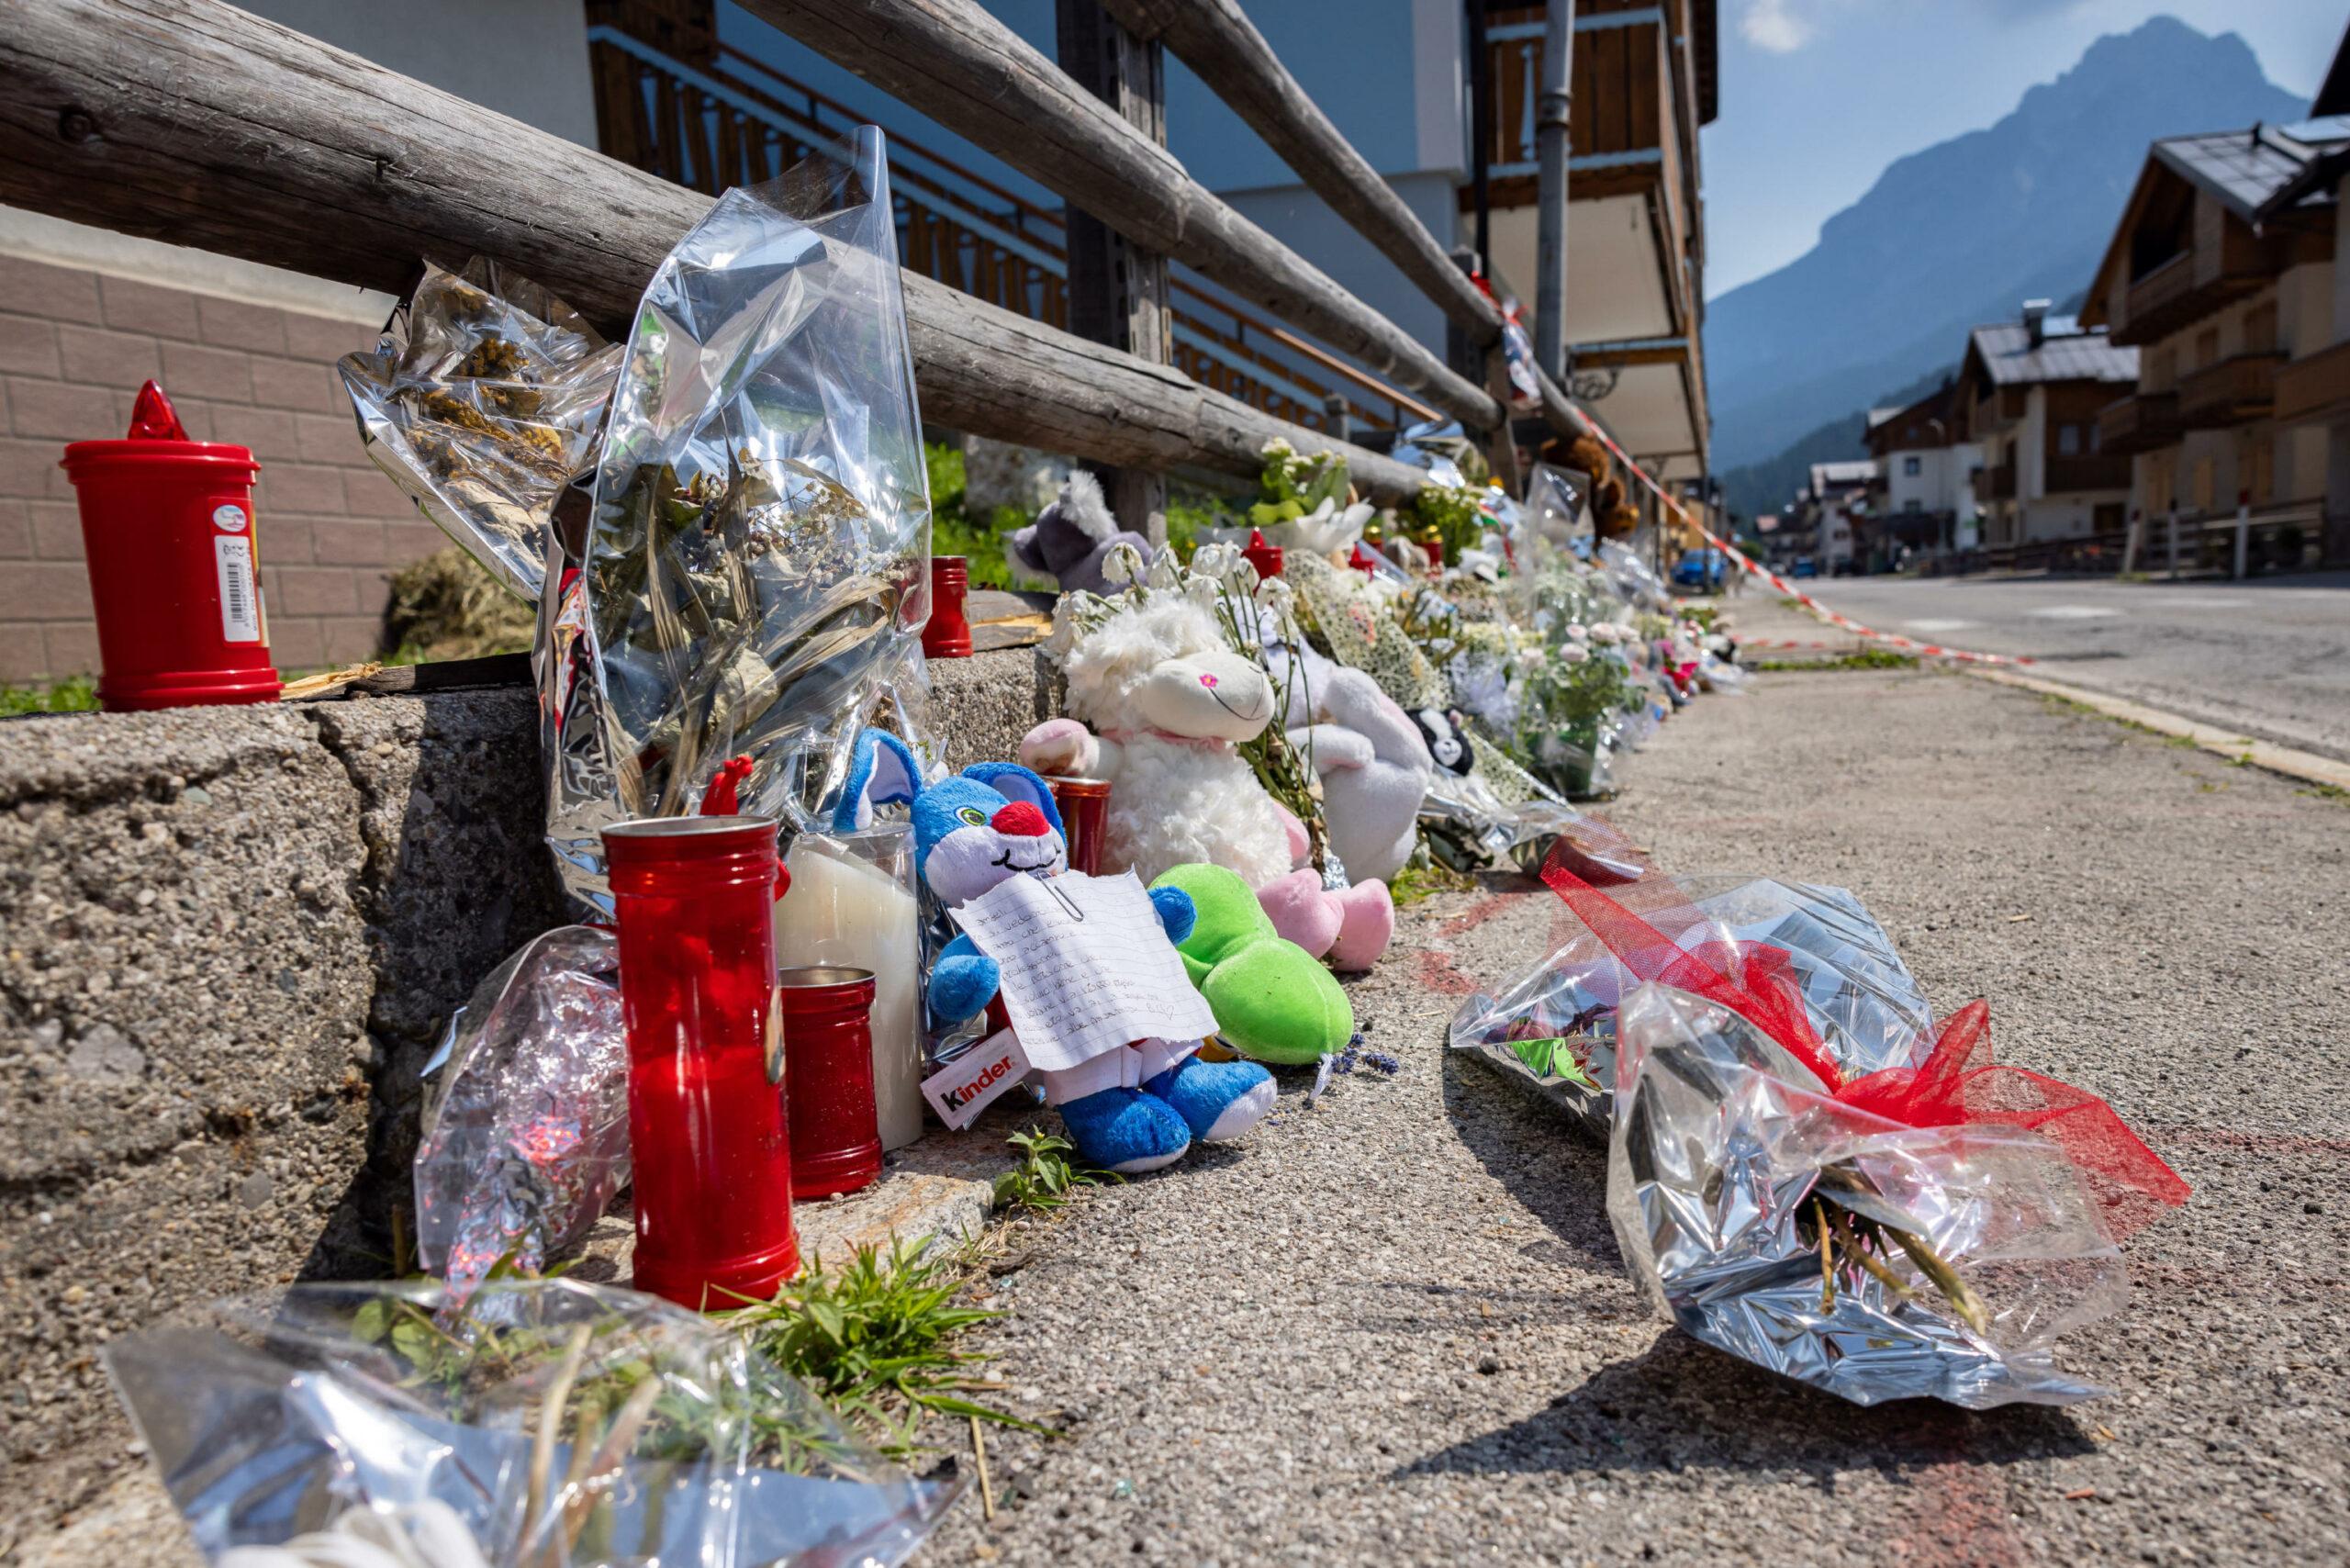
left=1740, top=0, right=1815, bottom=53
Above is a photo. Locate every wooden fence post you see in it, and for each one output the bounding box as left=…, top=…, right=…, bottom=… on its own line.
left=1058, top=0, right=1171, bottom=542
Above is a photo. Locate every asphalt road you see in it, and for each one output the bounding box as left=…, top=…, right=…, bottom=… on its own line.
left=930, top=666, right=2347, bottom=1568
left=1767, top=572, right=2350, bottom=763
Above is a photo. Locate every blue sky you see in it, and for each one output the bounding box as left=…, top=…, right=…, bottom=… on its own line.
left=1702, top=1, right=2344, bottom=299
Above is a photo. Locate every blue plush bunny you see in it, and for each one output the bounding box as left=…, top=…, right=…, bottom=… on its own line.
left=836, top=729, right=1274, bottom=1174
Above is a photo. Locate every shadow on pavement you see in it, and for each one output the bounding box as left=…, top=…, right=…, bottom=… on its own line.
left=1399, top=1331, right=2097, bottom=1480
left=1440, top=1038, right=1622, bottom=1271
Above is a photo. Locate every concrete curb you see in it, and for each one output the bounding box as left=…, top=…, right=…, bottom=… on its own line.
left=1964, top=665, right=2350, bottom=793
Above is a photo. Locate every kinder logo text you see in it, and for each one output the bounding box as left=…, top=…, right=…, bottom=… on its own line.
left=942, top=1052, right=1017, bottom=1110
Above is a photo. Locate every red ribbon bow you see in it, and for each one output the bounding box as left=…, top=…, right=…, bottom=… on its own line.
left=1538, top=828, right=2188, bottom=1238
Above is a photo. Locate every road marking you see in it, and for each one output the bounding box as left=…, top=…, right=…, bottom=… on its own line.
left=2028, top=606, right=2121, bottom=620
left=1901, top=618, right=1977, bottom=632
left=2146, top=596, right=2249, bottom=610
left=1965, top=667, right=2350, bottom=792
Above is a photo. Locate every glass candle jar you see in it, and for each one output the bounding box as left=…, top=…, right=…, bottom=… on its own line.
left=603, top=815, right=796, bottom=1309
left=923, top=554, right=972, bottom=658
left=778, top=966, right=883, bottom=1197
left=775, top=826, right=924, bottom=1151
left=1044, top=776, right=1111, bottom=876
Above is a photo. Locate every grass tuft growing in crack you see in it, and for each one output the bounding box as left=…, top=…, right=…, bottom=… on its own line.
left=1751, top=648, right=1918, bottom=672
left=992, top=1128, right=1117, bottom=1215
left=722, top=1236, right=1045, bottom=1458
left=0, top=676, right=99, bottom=717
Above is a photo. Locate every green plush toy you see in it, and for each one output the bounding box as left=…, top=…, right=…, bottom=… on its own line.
left=1150, top=864, right=1356, bottom=1065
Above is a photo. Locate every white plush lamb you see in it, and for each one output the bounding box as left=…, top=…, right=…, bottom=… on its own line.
left=1020, top=594, right=1294, bottom=884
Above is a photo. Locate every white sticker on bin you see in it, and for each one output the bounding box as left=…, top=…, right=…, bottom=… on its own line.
left=215, top=535, right=262, bottom=643
left=921, top=1029, right=1032, bottom=1131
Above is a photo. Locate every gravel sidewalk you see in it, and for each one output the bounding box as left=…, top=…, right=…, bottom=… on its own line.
left=931, top=666, right=2348, bottom=1567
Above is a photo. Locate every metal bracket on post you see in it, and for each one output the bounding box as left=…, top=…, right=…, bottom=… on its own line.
left=1058, top=0, right=1171, bottom=543
left=1533, top=0, right=1574, bottom=383
left=1322, top=394, right=1352, bottom=446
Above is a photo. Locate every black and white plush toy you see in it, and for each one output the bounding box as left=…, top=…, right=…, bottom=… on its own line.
left=1008, top=470, right=1153, bottom=596
left=1411, top=706, right=1477, bottom=777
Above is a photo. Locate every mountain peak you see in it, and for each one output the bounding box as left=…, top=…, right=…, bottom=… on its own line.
left=1709, top=17, right=2308, bottom=480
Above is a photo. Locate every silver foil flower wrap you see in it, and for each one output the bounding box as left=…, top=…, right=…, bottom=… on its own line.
left=105, top=1279, right=958, bottom=1566
left=414, top=926, right=627, bottom=1304
left=1605, top=983, right=2126, bottom=1408
left=540, top=128, right=931, bottom=915
left=339, top=259, right=622, bottom=600
left=1450, top=874, right=1933, bottom=1136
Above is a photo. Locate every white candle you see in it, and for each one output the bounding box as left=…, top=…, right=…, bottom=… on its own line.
left=775, top=827, right=926, bottom=1151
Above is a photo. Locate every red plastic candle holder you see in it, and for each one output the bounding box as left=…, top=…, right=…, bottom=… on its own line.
left=1045, top=775, right=1111, bottom=876
left=778, top=966, right=884, bottom=1198
left=923, top=554, right=973, bottom=658
left=604, top=815, right=797, bottom=1309
left=60, top=380, right=280, bottom=711
left=1241, top=527, right=1284, bottom=581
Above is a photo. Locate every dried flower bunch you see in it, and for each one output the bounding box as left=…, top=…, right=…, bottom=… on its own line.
left=340, top=259, right=624, bottom=599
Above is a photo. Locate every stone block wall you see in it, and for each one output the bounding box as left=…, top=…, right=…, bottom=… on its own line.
left=0, top=646, right=1049, bottom=1550
left=0, top=253, right=442, bottom=683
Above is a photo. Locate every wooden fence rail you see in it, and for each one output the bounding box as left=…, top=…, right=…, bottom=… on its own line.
left=735, top=0, right=1506, bottom=433
left=0, top=0, right=1427, bottom=501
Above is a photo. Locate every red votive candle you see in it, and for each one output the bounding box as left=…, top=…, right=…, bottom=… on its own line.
left=604, top=815, right=797, bottom=1308
left=778, top=966, right=883, bottom=1197
left=1045, top=775, right=1111, bottom=876
left=1241, top=527, right=1284, bottom=581
left=923, top=554, right=972, bottom=658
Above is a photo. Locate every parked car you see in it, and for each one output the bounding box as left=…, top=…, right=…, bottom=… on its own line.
left=1790, top=556, right=1818, bottom=578
left=1672, top=548, right=1727, bottom=590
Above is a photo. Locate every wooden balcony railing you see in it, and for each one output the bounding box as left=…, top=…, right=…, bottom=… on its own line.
left=1483, top=6, right=1669, bottom=180
left=2275, top=337, right=2350, bottom=426
left=2095, top=391, right=2182, bottom=455
left=2119, top=252, right=2192, bottom=339
left=588, top=26, right=1432, bottom=434
left=2043, top=454, right=2132, bottom=494
left=2178, top=351, right=2286, bottom=429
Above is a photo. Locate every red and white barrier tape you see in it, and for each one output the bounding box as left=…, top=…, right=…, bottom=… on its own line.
left=1559, top=410, right=2034, bottom=667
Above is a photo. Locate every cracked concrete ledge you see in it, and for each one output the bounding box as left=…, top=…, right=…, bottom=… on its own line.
left=0, top=646, right=1053, bottom=1561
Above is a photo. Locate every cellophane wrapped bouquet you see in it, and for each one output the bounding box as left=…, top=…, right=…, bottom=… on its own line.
left=542, top=126, right=932, bottom=914
left=376, top=129, right=934, bottom=1300
left=106, top=1279, right=955, bottom=1567
left=340, top=259, right=623, bottom=601
left=1456, top=825, right=2189, bottom=1407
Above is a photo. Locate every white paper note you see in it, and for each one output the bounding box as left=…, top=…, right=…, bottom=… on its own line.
left=949, top=871, right=1218, bottom=1073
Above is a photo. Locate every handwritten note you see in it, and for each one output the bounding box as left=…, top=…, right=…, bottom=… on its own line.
left=949, top=871, right=1219, bottom=1073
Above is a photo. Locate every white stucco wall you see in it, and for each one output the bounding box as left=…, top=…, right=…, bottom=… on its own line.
left=239, top=0, right=599, bottom=147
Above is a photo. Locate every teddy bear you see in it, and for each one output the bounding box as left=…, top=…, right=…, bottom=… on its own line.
left=1007, top=469, right=1152, bottom=596
left=1019, top=587, right=1392, bottom=968
left=834, top=728, right=1274, bottom=1175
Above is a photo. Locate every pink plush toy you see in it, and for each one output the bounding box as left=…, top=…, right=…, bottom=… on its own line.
left=1020, top=592, right=1393, bottom=968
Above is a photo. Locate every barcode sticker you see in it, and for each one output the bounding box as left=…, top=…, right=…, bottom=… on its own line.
left=215, top=535, right=261, bottom=643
